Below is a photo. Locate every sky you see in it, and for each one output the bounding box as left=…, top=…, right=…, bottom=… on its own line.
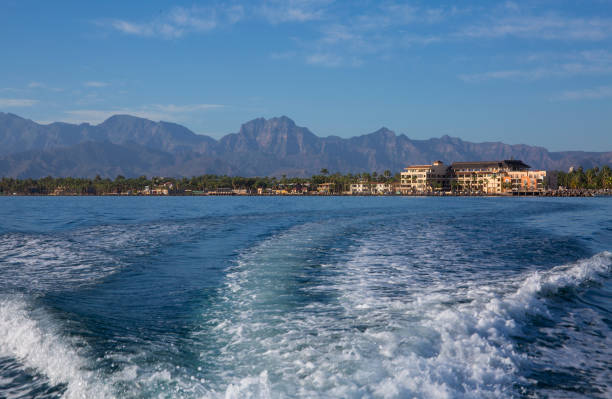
left=1, top=0, right=612, bottom=151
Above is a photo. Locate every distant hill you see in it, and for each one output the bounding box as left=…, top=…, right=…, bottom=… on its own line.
left=1, top=112, right=610, bottom=178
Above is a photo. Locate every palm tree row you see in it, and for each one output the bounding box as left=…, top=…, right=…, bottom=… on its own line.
left=557, top=166, right=612, bottom=189
left=0, top=170, right=400, bottom=195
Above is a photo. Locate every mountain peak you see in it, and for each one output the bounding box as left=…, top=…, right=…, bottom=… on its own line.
left=270, top=115, right=296, bottom=124
left=1, top=111, right=610, bottom=177
left=223, top=115, right=317, bottom=156
left=373, top=127, right=395, bottom=136
left=100, top=114, right=154, bottom=126
left=240, top=116, right=297, bottom=130
left=0, top=112, right=30, bottom=123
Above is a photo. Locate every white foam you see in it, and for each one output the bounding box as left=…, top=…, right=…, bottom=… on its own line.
left=335, top=243, right=612, bottom=398
left=0, top=296, right=113, bottom=399
left=197, top=214, right=612, bottom=398
left=4, top=220, right=608, bottom=398
left=220, top=371, right=271, bottom=399
left=0, top=233, right=120, bottom=292
left=0, top=221, right=190, bottom=293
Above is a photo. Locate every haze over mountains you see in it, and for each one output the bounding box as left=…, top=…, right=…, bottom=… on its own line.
left=1, top=112, right=610, bottom=178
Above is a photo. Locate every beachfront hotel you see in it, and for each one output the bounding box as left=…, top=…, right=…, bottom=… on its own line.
left=400, top=160, right=547, bottom=194
left=400, top=161, right=451, bottom=193
left=349, top=181, right=395, bottom=195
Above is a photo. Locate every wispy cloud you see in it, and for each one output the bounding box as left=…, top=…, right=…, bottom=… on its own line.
left=0, top=98, right=39, bottom=107
left=460, top=68, right=560, bottom=82
left=84, top=81, right=108, bottom=88
left=283, top=3, right=460, bottom=67
left=97, top=2, right=456, bottom=67
left=460, top=50, right=612, bottom=82
left=27, top=82, right=45, bottom=89
left=306, top=53, right=343, bottom=67
left=401, top=34, right=442, bottom=45
left=270, top=51, right=298, bottom=60
left=460, top=14, right=612, bottom=41
left=153, top=103, right=223, bottom=113
left=258, top=0, right=331, bottom=23
left=63, top=109, right=165, bottom=124
left=24, top=81, right=63, bottom=92
left=0, top=87, right=23, bottom=93
left=557, top=85, right=612, bottom=101
left=63, top=103, right=224, bottom=124
left=101, top=5, right=244, bottom=39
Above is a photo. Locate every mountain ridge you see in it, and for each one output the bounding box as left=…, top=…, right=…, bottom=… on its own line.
left=1, top=112, right=610, bottom=178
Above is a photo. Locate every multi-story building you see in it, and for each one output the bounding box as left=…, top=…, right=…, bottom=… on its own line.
left=349, top=181, right=395, bottom=195
left=317, top=182, right=335, bottom=194
left=349, top=181, right=371, bottom=194
left=451, top=160, right=529, bottom=194
left=400, top=159, right=547, bottom=194
left=504, top=170, right=546, bottom=192
left=451, top=160, right=544, bottom=194
left=400, top=161, right=450, bottom=194
left=372, top=182, right=394, bottom=194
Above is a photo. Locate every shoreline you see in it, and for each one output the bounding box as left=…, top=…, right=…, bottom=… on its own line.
left=1, top=191, right=610, bottom=198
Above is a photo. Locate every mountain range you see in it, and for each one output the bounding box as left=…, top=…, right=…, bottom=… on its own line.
left=1, top=112, right=610, bottom=178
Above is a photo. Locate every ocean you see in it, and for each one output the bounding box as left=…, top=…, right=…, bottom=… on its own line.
left=0, top=196, right=610, bottom=398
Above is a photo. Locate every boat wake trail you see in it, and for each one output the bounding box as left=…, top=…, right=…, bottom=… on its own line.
left=1, top=209, right=610, bottom=398
left=0, top=296, right=111, bottom=399
left=195, top=214, right=612, bottom=399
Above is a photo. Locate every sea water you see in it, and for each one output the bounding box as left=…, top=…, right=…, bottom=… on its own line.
left=0, top=196, right=610, bottom=398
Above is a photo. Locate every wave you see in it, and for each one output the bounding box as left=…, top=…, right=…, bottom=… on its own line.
left=197, top=216, right=611, bottom=399
left=2, top=210, right=609, bottom=398
left=332, top=245, right=612, bottom=398
left=0, top=296, right=112, bottom=399
left=0, top=220, right=196, bottom=293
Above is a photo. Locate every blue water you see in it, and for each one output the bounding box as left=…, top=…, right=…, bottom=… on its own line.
left=0, top=197, right=611, bottom=398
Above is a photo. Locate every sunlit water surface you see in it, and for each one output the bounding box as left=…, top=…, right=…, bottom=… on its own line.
left=0, top=197, right=611, bottom=398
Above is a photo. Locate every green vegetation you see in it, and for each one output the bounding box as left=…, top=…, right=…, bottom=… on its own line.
left=557, top=166, right=612, bottom=189
left=0, top=172, right=401, bottom=195
left=2, top=166, right=610, bottom=195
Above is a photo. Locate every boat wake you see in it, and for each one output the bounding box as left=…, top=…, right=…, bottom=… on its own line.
left=0, top=216, right=610, bottom=398
left=192, top=218, right=612, bottom=398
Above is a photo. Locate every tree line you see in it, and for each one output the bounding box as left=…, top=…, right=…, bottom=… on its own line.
left=557, top=166, right=612, bottom=189
left=0, top=169, right=400, bottom=195
left=2, top=166, right=610, bottom=195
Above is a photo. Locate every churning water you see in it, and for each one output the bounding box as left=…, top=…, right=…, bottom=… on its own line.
left=0, top=197, right=611, bottom=398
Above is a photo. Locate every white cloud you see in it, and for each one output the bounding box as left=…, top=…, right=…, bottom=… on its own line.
left=461, top=15, right=612, bottom=41
left=504, top=2, right=519, bottom=12
left=27, top=82, right=45, bottom=89
left=0, top=98, right=39, bottom=107
left=153, top=103, right=224, bottom=113
left=306, top=53, right=343, bottom=67
left=401, top=34, right=442, bottom=45
left=63, top=103, right=224, bottom=124
left=557, top=86, right=612, bottom=101
left=103, top=5, right=243, bottom=39
left=459, top=68, right=548, bottom=82
left=84, top=81, right=108, bottom=88
left=460, top=50, right=612, bottom=82
left=270, top=51, right=297, bottom=60
left=286, top=3, right=459, bottom=68
left=63, top=109, right=165, bottom=124
left=259, top=0, right=331, bottom=23
left=98, top=2, right=451, bottom=67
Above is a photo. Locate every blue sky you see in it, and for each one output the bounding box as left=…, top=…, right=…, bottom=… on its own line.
left=1, top=0, right=611, bottom=151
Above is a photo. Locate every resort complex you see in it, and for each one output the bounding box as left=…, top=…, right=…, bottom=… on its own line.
left=6, top=159, right=612, bottom=197
left=398, top=160, right=548, bottom=195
